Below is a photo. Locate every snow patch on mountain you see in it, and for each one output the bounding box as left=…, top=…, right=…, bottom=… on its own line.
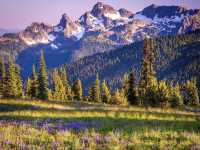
left=23, top=37, right=49, bottom=46
left=54, top=26, right=63, bottom=32
left=50, top=43, right=58, bottom=49
left=153, top=14, right=185, bottom=23
left=134, top=13, right=153, bottom=24
left=104, top=12, right=121, bottom=20
left=71, top=26, right=85, bottom=40
left=48, top=34, right=56, bottom=41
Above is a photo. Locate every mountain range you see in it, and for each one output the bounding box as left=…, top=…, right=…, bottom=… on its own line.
left=0, top=2, right=200, bottom=82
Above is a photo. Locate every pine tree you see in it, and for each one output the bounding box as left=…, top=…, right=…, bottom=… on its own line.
left=52, top=69, right=66, bottom=101
left=127, top=71, right=137, bottom=105
left=157, top=80, right=170, bottom=107
left=4, top=56, right=17, bottom=98
left=169, top=83, right=183, bottom=108
left=58, top=67, right=72, bottom=100
left=111, top=89, right=127, bottom=105
left=91, top=75, right=101, bottom=102
left=101, top=80, right=111, bottom=103
left=72, top=79, right=82, bottom=101
left=87, top=86, right=92, bottom=101
left=138, top=38, right=158, bottom=106
left=29, top=65, right=37, bottom=99
left=15, top=65, right=23, bottom=98
left=48, top=89, right=53, bottom=101
left=0, top=57, right=5, bottom=97
left=183, top=79, right=199, bottom=106
left=122, top=73, right=129, bottom=96
left=37, top=50, right=49, bottom=100
left=25, top=78, right=32, bottom=98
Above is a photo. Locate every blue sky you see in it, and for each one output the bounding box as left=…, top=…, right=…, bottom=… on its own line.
left=0, top=0, right=200, bottom=29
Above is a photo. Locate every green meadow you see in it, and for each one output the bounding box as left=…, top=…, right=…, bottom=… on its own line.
left=0, top=99, right=199, bottom=150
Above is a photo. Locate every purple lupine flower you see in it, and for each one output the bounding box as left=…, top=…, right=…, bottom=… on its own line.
left=80, top=136, right=90, bottom=145
left=104, top=135, right=111, bottom=143
left=51, top=141, right=60, bottom=148
left=4, top=140, right=12, bottom=145
left=94, top=135, right=102, bottom=144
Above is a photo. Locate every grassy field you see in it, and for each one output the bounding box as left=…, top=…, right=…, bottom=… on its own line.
left=0, top=99, right=200, bottom=150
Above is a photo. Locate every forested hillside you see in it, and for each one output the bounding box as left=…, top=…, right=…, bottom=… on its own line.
left=65, top=31, right=200, bottom=91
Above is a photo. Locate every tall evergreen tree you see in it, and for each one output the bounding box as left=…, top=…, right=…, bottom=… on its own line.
left=15, top=65, right=23, bottom=98
left=157, top=80, right=170, bottom=107
left=183, top=78, right=199, bottom=106
left=29, top=65, right=37, bottom=99
left=25, top=78, right=32, bottom=98
left=37, top=51, right=49, bottom=100
left=122, top=73, right=129, bottom=96
left=87, top=86, right=92, bottom=101
left=111, top=89, right=127, bottom=105
left=127, top=71, right=137, bottom=105
left=58, top=67, right=72, bottom=100
left=91, top=75, right=101, bottom=102
left=169, top=83, right=183, bottom=108
left=72, top=79, right=83, bottom=101
left=138, top=38, right=158, bottom=106
left=0, top=57, right=5, bottom=97
left=52, top=69, right=66, bottom=101
left=101, top=80, right=111, bottom=103
left=4, top=56, right=17, bottom=98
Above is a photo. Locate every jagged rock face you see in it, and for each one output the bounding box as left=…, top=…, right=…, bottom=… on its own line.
left=79, top=12, right=94, bottom=27
left=51, top=3, right=200, bottom=45
left=56, top=13, right=80, bottom=37
left=141, top=4, right=196, bottom=19
left=19, top=23, right=53, bottom=45
left=91, top=2, right=117, bottom=18
left=119, top=8, right=133, bottom=18
left=54, top=13, right=85, bottom=40
left=179, top=10, right=200, bottom=33
left=1, top=3, right=200, bottom=50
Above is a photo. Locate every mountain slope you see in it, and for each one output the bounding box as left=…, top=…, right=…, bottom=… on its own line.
left=64, top=31, right=200, bottom=92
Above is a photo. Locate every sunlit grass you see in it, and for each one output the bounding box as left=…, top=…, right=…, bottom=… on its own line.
left=0, top=99, right=199, bottom=149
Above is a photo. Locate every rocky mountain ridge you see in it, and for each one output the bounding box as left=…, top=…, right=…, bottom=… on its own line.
left=0, top=2, right=200, bottom=77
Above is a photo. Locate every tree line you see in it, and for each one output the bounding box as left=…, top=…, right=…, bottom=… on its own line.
left=0, top=38, right=199, bottom=108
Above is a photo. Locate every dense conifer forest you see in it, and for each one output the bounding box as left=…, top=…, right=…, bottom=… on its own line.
left=0, top=35, right=199, bottom=108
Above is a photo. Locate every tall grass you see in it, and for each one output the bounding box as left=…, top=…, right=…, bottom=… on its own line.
left=0, top=99, right=199, bottom=149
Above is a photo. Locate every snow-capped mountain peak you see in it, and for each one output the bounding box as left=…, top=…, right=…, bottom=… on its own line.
left=1, top=2, right=200, bottom=64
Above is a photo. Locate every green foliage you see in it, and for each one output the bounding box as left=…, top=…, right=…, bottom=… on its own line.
left=0, top=99, right=199, bottom=149
left=169, top=83, right=183, bottom=108
left=37, top=50, right=49, bottom=100
left=183, top=78, right=199, bottom=106
left=87, top=86, right=92, bottom=102
left=91, top=75, right=101, bottom=102
left=65, top=32, right=200, bottom=93
left=29, top=65, right=38, bottom=99
left=138, top=38, right=158, bottom=106
left=111, top=89, right=127, bottom=105
left=101, top=80, right=111, bottom=103
left=0, top=57, right=5, bottom=97
left=72, top=79, right=83, bottom=101
left=157, top=80, right=170, bottom=107
left=52, top=69, right=66, bottom=101
left=15, top=65, right=23, bottom=98
left=25, top=78, right=32, bottom=98
left=127, top=71, right=137, bottom=105
left=4, top=56, right=17, bottom=98
left=144, top=82, right=158, bottom=107
left=121, top=73, right=129, bottom=96
left=58, top=67, right=72, bottom=100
